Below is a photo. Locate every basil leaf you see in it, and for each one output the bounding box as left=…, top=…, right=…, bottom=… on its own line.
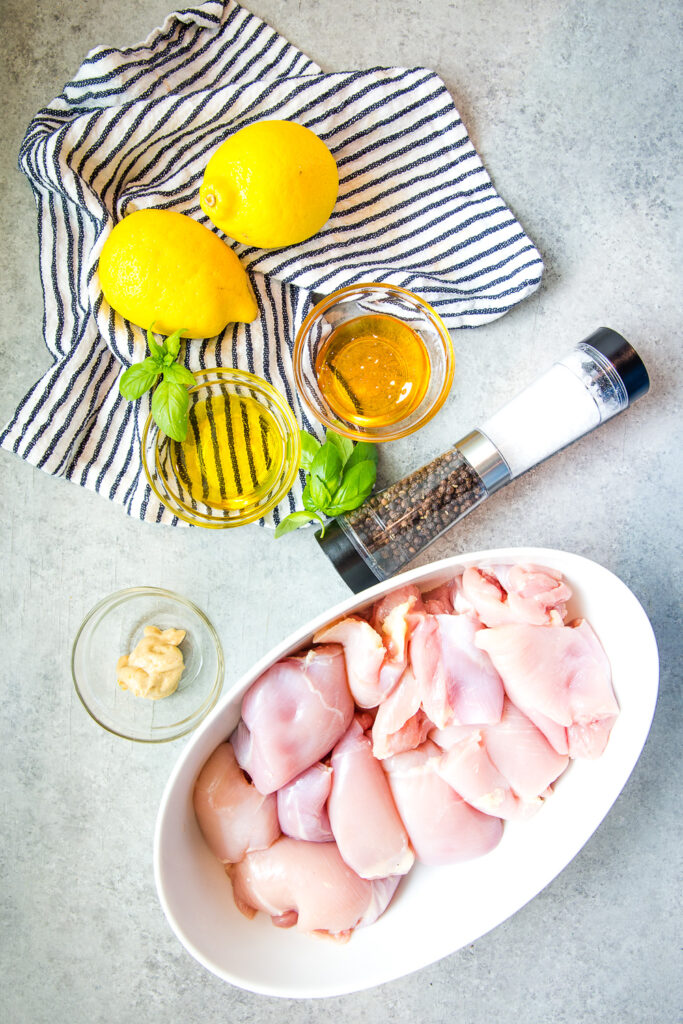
left=310, top=443, right=343, bottom=494
left=302, top=481, right=318, bottom=513
left=163, top=329, right=184, bottom=359
left=151, top=381, right=190, bottom=441
left=274, top=510, right=324, bottom=538
left=326, top=460, right=377, bottom=515
left=119, top=359, right=161, bottom=400
left=163, top=362, right=196, bottom=388
left=308, top=472, right=332, bottom=510
left=325, top=429, right=354, bottom=466
left=146, top=327, right=165, bottom=362
left=345, top=440, right=378, bottom=470
left=299, top=430, right=321, bottom=472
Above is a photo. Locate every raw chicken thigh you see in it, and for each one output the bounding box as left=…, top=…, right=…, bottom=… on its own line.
left=383, top=741, right=504, bottom=865
left=476, top=618, right=618, bottom=758
left=372, top=667, right=431, bottom=760
left=328, top=717, right=414, bottom=879
left=231, top=644, right=353, bottom=793
left=193, top=741, right=279, bottom=863
left=276, top=762, right=334, bottom=842
left=462, top=565, right=571, bottom=627
left=410, top=613, right=504, bottom=728
left=312, top=617, right=392, bottom=708
left=194, top=561, right=618, bottom=943
left=431, top=699, right=569, bottom=819
left=229, top=837, right=400, bottom=938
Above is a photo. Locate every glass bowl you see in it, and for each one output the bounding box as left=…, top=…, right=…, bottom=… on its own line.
left=72, top=587, right=224, bottom=742
left=293, top=283, right=455, bottom=442
left=142, top=368, right=301, bottom=528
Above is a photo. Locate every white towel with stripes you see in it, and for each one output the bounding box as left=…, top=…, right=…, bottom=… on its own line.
left=1, top=0, right=543, bottom=527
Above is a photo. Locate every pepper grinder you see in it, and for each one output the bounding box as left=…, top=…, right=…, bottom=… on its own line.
left=316, top=327, right=649, bottom=592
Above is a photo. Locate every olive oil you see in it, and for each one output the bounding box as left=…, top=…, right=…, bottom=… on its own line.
left=315, top=314, right=430, bottom=427
left=171, top=391, right=284, bottom=510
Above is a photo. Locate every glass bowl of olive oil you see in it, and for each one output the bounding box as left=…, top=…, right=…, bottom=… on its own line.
left=293, top=283, right=455, bottom=442
left=141, top=369, right=301, bottom=528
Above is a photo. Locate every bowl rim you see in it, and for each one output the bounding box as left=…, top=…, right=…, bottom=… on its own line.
left=292, top=281, right=455, bottom=442
left=71, top=585, right=225, bottom=743
left=140, top=368, right=302, bottom=528
left=153, top=546, right=660, bottom=996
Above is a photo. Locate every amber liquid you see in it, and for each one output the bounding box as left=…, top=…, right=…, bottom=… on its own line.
left=170, top=392, right=284, bottom=510
left=315, top=314, right=430, bottom=427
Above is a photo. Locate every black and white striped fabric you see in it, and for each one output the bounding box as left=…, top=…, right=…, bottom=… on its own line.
left=1, top=0, right=543, bottom=527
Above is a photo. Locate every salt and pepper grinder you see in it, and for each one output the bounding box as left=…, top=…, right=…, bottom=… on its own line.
left=316, top=328, right=650, bottom=592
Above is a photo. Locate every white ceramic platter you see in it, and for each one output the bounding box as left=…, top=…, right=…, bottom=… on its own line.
left=154, top=548, right=659, bottom=998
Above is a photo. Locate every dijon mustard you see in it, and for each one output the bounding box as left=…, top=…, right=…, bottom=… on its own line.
left=117, top=625, right=186, bottom=700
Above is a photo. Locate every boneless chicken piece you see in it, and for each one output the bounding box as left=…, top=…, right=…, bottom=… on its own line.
left=228, top=837, right=400, bottom=938
left=483, top=698, right=569, bottom=799
left=276, top=762, right=334, bottom=842
left=231, top=644, right=353, bottom=794
left=409, top=613, right=504, bottom=729
left=431, top=699, right=569, bottom=819
left=371, top=586, right=424, bottom=694
left=193, top=741, right=280, bottom=863
left=383, top=741, right=503, bottom=865
left=475, top=619, right=618, bottom=758
left=422, top=574, right=473, bottom=616
left=328, top=717, right=414, bottom=879
left=462, top=565, right=571, bottom=627
left=312, top=618, right=389, bottom=708
left=372, top=667, right=431, bottom=760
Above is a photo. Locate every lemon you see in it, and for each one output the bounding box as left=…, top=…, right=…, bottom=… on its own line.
left=199, top=120, right=339, bottom=249
left=98, top=209, right=258, bottom=338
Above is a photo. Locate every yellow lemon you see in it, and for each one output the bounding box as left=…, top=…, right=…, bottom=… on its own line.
left=98, top=209, right=258, bottom=338
left=199, top=120, right=339, bottom=249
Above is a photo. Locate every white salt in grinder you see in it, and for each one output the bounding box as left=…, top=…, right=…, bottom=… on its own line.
left=316, top=327, right=650, bottom=592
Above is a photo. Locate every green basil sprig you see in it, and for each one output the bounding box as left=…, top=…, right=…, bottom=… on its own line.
left=275, top=429, right=378, bottom=538
left=118, top=327, right=195, bottom=441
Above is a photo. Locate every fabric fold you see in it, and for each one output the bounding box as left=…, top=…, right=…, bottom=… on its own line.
left=2, top=0, right=543, bottom=526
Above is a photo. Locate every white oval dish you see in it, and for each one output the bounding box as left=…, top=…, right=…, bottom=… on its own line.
left=154, top=548, right=659, bottom=999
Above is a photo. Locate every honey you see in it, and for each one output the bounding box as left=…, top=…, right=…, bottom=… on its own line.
left=170, top=391, right=284, bottom=510
left=315, top=314, right=430, bottom=427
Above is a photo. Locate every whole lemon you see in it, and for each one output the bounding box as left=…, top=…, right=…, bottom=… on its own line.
left=98, top=209, right=258, bottom=338
left=199, top=120, right=339, bottom=249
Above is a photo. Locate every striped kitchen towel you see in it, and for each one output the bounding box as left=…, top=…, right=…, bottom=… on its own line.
left=1, top=0, right=543, bottom=527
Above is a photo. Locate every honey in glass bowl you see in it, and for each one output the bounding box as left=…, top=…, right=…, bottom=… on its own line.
left=293, top=283, right=455, bottom=444
left=315, top=313, right=430, bottom=428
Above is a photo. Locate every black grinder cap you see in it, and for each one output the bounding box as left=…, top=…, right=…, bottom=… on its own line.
left=582, top=327, right=650, bottom=403
left=315, top=517, right=380, bottom=594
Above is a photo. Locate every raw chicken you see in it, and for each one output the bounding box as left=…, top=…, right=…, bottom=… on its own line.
left=231, top=644, right=353, bottom=794
left=462, top=564, right=571, bottom=627
left=383, top=741, right=503, bottom=865
left=312, top=618, right=389, bottom=708
left=372, top=667, right=431, bottom=760
left=475, top=619, right=618, bottom=758
left=481, top=699, right=569, bottom=799
left=409, top=613, right=504, bottom=728
left=422, top=574, right=473, bottom=616
left=372, top=586, right=424, bottom=694
left=328, top=717, right=414, bottom=879
left=228, top=836, right=400, bottom=937
left=276, top=762, right=334, bottom=842
left=432, top=699, right=569, bottom=819
left=193, top=741, right=280, bottom=863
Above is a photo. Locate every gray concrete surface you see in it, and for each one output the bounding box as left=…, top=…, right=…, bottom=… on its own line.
left=1, top=1, right=681, bottom=1022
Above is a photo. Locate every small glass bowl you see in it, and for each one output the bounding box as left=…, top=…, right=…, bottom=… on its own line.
left=293, top=283, right=455, bottom=442
left=72, top=587, right=224, bottom=742
left=141, top=368, right=301, bottom=528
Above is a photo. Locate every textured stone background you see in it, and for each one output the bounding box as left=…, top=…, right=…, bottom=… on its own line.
left=1, top=2, right=681, bottom=1022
